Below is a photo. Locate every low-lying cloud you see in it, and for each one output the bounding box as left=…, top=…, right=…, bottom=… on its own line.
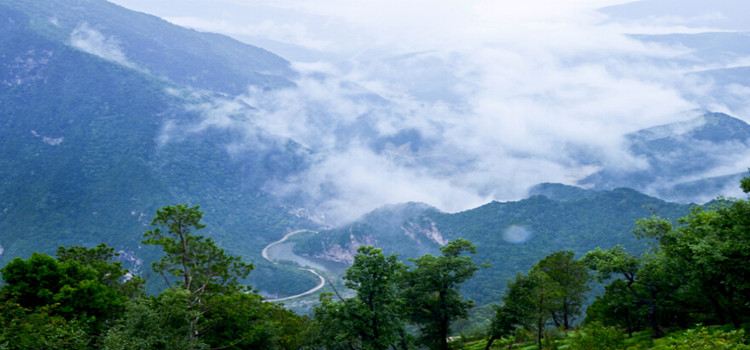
left=144, top=0, right=750, bottom=224
left=70, top=22, right=136, bottom=68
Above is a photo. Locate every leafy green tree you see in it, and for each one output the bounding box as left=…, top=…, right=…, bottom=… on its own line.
left=142, top=204, right=254, bottom=340
left=313, top=246, right=409, bottom=350
left=530, top=250, right=590, bottom=329
left=527, top=270, right=562, bottom=349
left=495, top=269, right=562, bottom=349
left=0, top=247, right=136, bottom=340
left=401, top=238, right=479, bottom=350
left=583, top=246, right=667, bottom=338
left=202, top=292, right=314, bottom=350
left=343, top=246, right=407, bottom=350
left=313, top=293, right=353, bottom=350
left=55, top=243, right=145, bottom=299
left=637, top=202, right=750, bottom=328
left=584, top=279, right=646, bottom=337
left=483, top=304, right=518, bottom=350
left=102, top=289, right=207, bottom=350
left=143, top=204, right=253, bottom=295
left=0, top=302, right=89, bottom=350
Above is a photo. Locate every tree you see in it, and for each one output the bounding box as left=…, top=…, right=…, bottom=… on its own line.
left=584, top=279, right=647, bottom=337
left=401, top=238, right=479, bottom=350
left=484, top=304, right=520, bottom=350
left=0, top=302, right=89, bottom=350
left=142, top=204, right=254, bottom=340
left=203, top=291, right=314, bottom=350
left=634, top=202, right=750, bottom=328
left=0, top=246, right=138, bottom=340
left=313, top=246, right=409, bottom=350
left=102, top=289, right=207, bottom=350
left=343, top=246, right=407, bottom=350
left=56, top=243, right=145, bottom=299
left=517, top=270, right=562, bottom=350
left=583, top=246, right=667, bottom=338
left=531, top=251, right=590, bottom=329
left=142, top=204, right=253, bottom=296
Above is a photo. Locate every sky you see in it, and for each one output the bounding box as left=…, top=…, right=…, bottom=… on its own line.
left=109, top=0, right=750, bottom=223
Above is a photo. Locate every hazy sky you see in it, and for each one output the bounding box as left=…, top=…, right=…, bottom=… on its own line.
left=108, top=0, right=750, bottom=58
left=109, top=0, right=750, bottom=223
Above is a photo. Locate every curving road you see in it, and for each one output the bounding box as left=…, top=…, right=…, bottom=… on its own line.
left=263, top=230, right=325, bottom=302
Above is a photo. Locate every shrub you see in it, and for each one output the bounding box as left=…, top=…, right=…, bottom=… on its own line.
left=570, top=322, right=626, bottom=350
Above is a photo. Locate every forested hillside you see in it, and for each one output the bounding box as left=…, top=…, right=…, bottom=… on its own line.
left=2, top=189, right=749, bottom=349
left=2, top=0, right=750, bottom=319
left=0, top=0, right=318, bottom=297
left=295, top=185, right=691, bottom=305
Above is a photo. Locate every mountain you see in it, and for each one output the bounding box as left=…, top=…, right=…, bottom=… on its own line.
left=600, top=0, right=750, bottom=32
left=2, top=0, right=295, bottom=95
left=627, top=32, right=750, bottom=116
left=2, top=0, right=749, bottom=303
left=0, top=0, right=318, bottom=297
left=294, top=185, right=692, bottom=305
left=579, top=112, right=750, bottom=202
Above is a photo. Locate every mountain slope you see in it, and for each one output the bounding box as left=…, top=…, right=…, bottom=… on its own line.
left=2, top=0, right=295, bottom=95
left=295, top=185, right=692, bottom=305
left=0, top=1, right=317, bottom=297
left=579, top=112, right=750, bottom=202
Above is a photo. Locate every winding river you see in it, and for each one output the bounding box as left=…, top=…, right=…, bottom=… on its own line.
left=262, top=230, right=327, bottom=302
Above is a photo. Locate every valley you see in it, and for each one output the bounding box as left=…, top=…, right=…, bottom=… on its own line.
left=261, top=229, right=329, bottom=302
left=1, top=1, right=750, bottom=347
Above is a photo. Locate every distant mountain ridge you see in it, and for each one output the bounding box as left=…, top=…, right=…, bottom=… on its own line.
left=579, top=112, right=750, bottom=202
left=1, top=0, right=749, bottom=302
left=294, top=185, right=692, bottom=305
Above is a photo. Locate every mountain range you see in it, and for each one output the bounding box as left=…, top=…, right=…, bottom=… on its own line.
left=1, top=0, right=749, bottom=300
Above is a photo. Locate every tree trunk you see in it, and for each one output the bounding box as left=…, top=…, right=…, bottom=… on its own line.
left=483, top=336, right=496, bottom=350
left=398, top=329, right=409, bottom=350
left=624, top=274, right=662, bottom=338
left=625, top=309, right=633, bottom=338
left=537, top=292, right=545, bottom=350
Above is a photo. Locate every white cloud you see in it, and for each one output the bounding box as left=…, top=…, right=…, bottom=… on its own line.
left=70, top=23, right=136, bottom=68
left=116, top=0, right=750, bottom=223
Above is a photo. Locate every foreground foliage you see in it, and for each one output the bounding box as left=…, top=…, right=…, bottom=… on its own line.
left=3, top=174, right=750, bottom=349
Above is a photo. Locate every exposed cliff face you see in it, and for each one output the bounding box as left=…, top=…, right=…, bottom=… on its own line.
left=300, top=211, right=446, bottom=264
left=402, top=217, right=447, bottom=246
left=308, top=231, right=378, bottom=264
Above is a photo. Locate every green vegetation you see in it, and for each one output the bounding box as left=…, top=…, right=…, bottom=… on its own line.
left=402, top=239, right=480, bottom=350
left=0, top=0, right=318, bottom=298
left=296, top=187, right=691, bottom=306
left=0, top=205, right=309, bottom=349
left=3, top=179, right=750, bottom=349
left=476, top=176, right=750, bottom=349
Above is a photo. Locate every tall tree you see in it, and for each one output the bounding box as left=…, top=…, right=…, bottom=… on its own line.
left=313, top=246, right=408, bottom=350
left=343, top=246, right=407, bottom=350
left=585, top=279, right=647, bottom=337
left=401, top=238, right=479, bottom=350
left=634, top=201, right=750, bottom=328
left=583, top=246, right=667, bottom=338
left=531, top=250, right=590, bottom=329
left=142, top=204, right=254, bottom=340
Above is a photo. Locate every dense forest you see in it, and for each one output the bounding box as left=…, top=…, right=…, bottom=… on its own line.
left=2, top=176, right=750, bottom=349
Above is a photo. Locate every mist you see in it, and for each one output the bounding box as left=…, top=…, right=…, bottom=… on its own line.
left=115, top=0, right=750, bottom=224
